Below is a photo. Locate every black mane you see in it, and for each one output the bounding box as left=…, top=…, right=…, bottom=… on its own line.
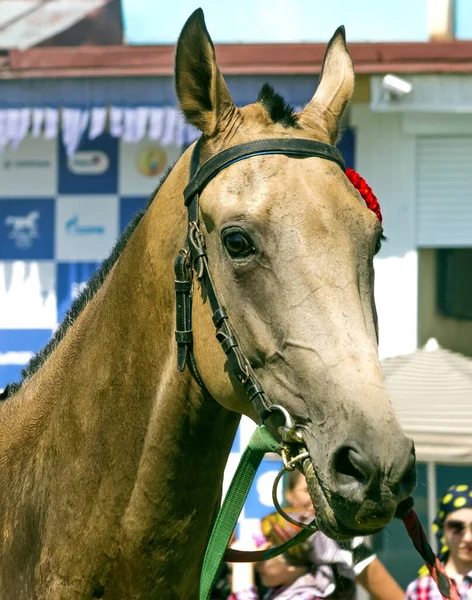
left=0, top=167, right=174, bottom=401
left=257, top=83, right=299, bottom=128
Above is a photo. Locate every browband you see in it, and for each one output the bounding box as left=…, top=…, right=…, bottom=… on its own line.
left=184, top=137, right=345, bottom=204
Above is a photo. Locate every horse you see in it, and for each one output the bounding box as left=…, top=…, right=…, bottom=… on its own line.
left=0, top=9, right=416, bottom=599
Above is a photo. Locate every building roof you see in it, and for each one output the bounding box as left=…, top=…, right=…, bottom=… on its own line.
left=2, top=39, right=472, bottom=79
left=382, top=339, right=472, bottom=463
left=0, top=0, right=121, bottom=51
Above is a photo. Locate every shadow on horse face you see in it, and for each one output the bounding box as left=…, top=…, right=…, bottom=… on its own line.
left=175, top=9, right=416, bottom=539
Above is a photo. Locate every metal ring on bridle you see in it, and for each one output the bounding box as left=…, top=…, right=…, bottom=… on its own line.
left=266, top=404, right=297, bottom=433
left=266, top=403, right=305, bottom=458
left=266, top=404, right=317, bottom=530
left=271, top=451, right=318, bottom=531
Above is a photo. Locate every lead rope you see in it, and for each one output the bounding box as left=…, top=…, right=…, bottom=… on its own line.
left=199, top=426, right=313, bottom=600
left=401, top=509, right=460, bottom=600
left=199, top=426, right=460, bottom=600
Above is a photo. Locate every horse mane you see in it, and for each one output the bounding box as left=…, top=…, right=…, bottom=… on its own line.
left=0, top=166, right=174, bottom=401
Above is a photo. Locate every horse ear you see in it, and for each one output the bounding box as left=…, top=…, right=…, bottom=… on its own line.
left=175, top=9, right=237, bottom=137
left=299, top=26, right=354, bottom=144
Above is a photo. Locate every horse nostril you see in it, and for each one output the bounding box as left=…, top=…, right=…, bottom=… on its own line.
left=332, top=445, right=371, bottom=487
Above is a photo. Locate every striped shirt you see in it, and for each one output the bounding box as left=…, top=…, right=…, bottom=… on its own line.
left=405, top=572, right=472, bottom=600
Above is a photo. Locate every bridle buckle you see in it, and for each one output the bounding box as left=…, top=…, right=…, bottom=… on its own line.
left=189, top=221, right=206, bottom=280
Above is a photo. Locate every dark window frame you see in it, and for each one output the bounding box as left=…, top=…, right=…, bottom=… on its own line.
left=436, top=248, right=472, bottom=320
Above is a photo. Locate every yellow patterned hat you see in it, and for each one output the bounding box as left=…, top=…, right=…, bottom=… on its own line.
left=418, top=484, right=472, bottom=577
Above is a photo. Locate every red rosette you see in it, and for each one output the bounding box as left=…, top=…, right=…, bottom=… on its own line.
left=346, top=167, right=382, bottom=223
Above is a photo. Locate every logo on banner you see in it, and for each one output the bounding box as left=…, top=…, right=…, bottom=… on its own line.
left=67, top=151, right=110, bottom=175
left=136, top=146, right=167, bottom=177
left=65, top=215, right=105, bottom=236
left=5, top=210, right=40, bottom=249
left=0, top=200, right=54, bottom=259
left=3, top=158, right=52, bottom=169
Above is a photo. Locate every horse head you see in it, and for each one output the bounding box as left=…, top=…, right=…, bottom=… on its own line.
left=174, top=9, right=416, bottom=540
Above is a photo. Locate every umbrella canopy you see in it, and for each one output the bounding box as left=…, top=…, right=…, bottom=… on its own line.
left=382, top=339, right=472, bottom=463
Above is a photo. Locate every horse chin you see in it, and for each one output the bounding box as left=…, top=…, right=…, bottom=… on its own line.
left=302, top=458, right=384, bottom=542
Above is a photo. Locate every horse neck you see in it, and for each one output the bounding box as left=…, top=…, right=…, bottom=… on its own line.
left=1, top=150, right=240, bottom=590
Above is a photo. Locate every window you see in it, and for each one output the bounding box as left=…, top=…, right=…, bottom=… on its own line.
left=437, top=248, right=472, bottom=320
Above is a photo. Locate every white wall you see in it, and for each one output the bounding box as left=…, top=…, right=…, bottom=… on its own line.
left=351, top=106, right=418, bottom=359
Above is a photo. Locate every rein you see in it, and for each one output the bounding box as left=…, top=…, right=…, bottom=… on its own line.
left=173, top=136, right=458, bottom=600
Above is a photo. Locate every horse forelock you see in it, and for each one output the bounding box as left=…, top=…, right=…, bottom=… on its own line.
left=256, top=84, right=299, bottom=129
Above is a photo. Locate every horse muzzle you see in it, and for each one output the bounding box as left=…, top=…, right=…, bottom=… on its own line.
left=300, top=434, right=417, bottom=539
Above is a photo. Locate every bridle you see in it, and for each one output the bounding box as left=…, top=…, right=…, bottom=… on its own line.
left=176, top=139, right=462, bottom=600
left=174, top=136, right=345, bottom=424
left=174, top=136, right=345, bottom=532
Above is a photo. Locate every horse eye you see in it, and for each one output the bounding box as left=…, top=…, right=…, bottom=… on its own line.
left=222, top=228, right=256, bottom=259
left=374, top=233, right=386, bottom=255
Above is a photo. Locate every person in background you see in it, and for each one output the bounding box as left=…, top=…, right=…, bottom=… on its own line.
left=285, top=469, right=404, bottom=600
left=211, top=560, right=232, bottom=599
left=405, top=484, right=472, bottom=600
left=229, top=509, right=356, bottom=599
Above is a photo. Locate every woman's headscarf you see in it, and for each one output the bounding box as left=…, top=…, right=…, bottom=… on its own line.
left=419, top=484, right=472, bottom=576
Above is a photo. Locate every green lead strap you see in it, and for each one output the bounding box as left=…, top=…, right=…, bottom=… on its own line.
left=199, top=425, right=314, bottom=600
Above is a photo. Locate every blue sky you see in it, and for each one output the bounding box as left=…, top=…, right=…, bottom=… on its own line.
left=456, top=0, right=472, bottom=38
left=122, top=0, right=430, bottom=45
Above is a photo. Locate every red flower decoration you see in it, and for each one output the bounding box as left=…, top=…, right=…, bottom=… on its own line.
left=346, top=167, right=382, bottom=224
